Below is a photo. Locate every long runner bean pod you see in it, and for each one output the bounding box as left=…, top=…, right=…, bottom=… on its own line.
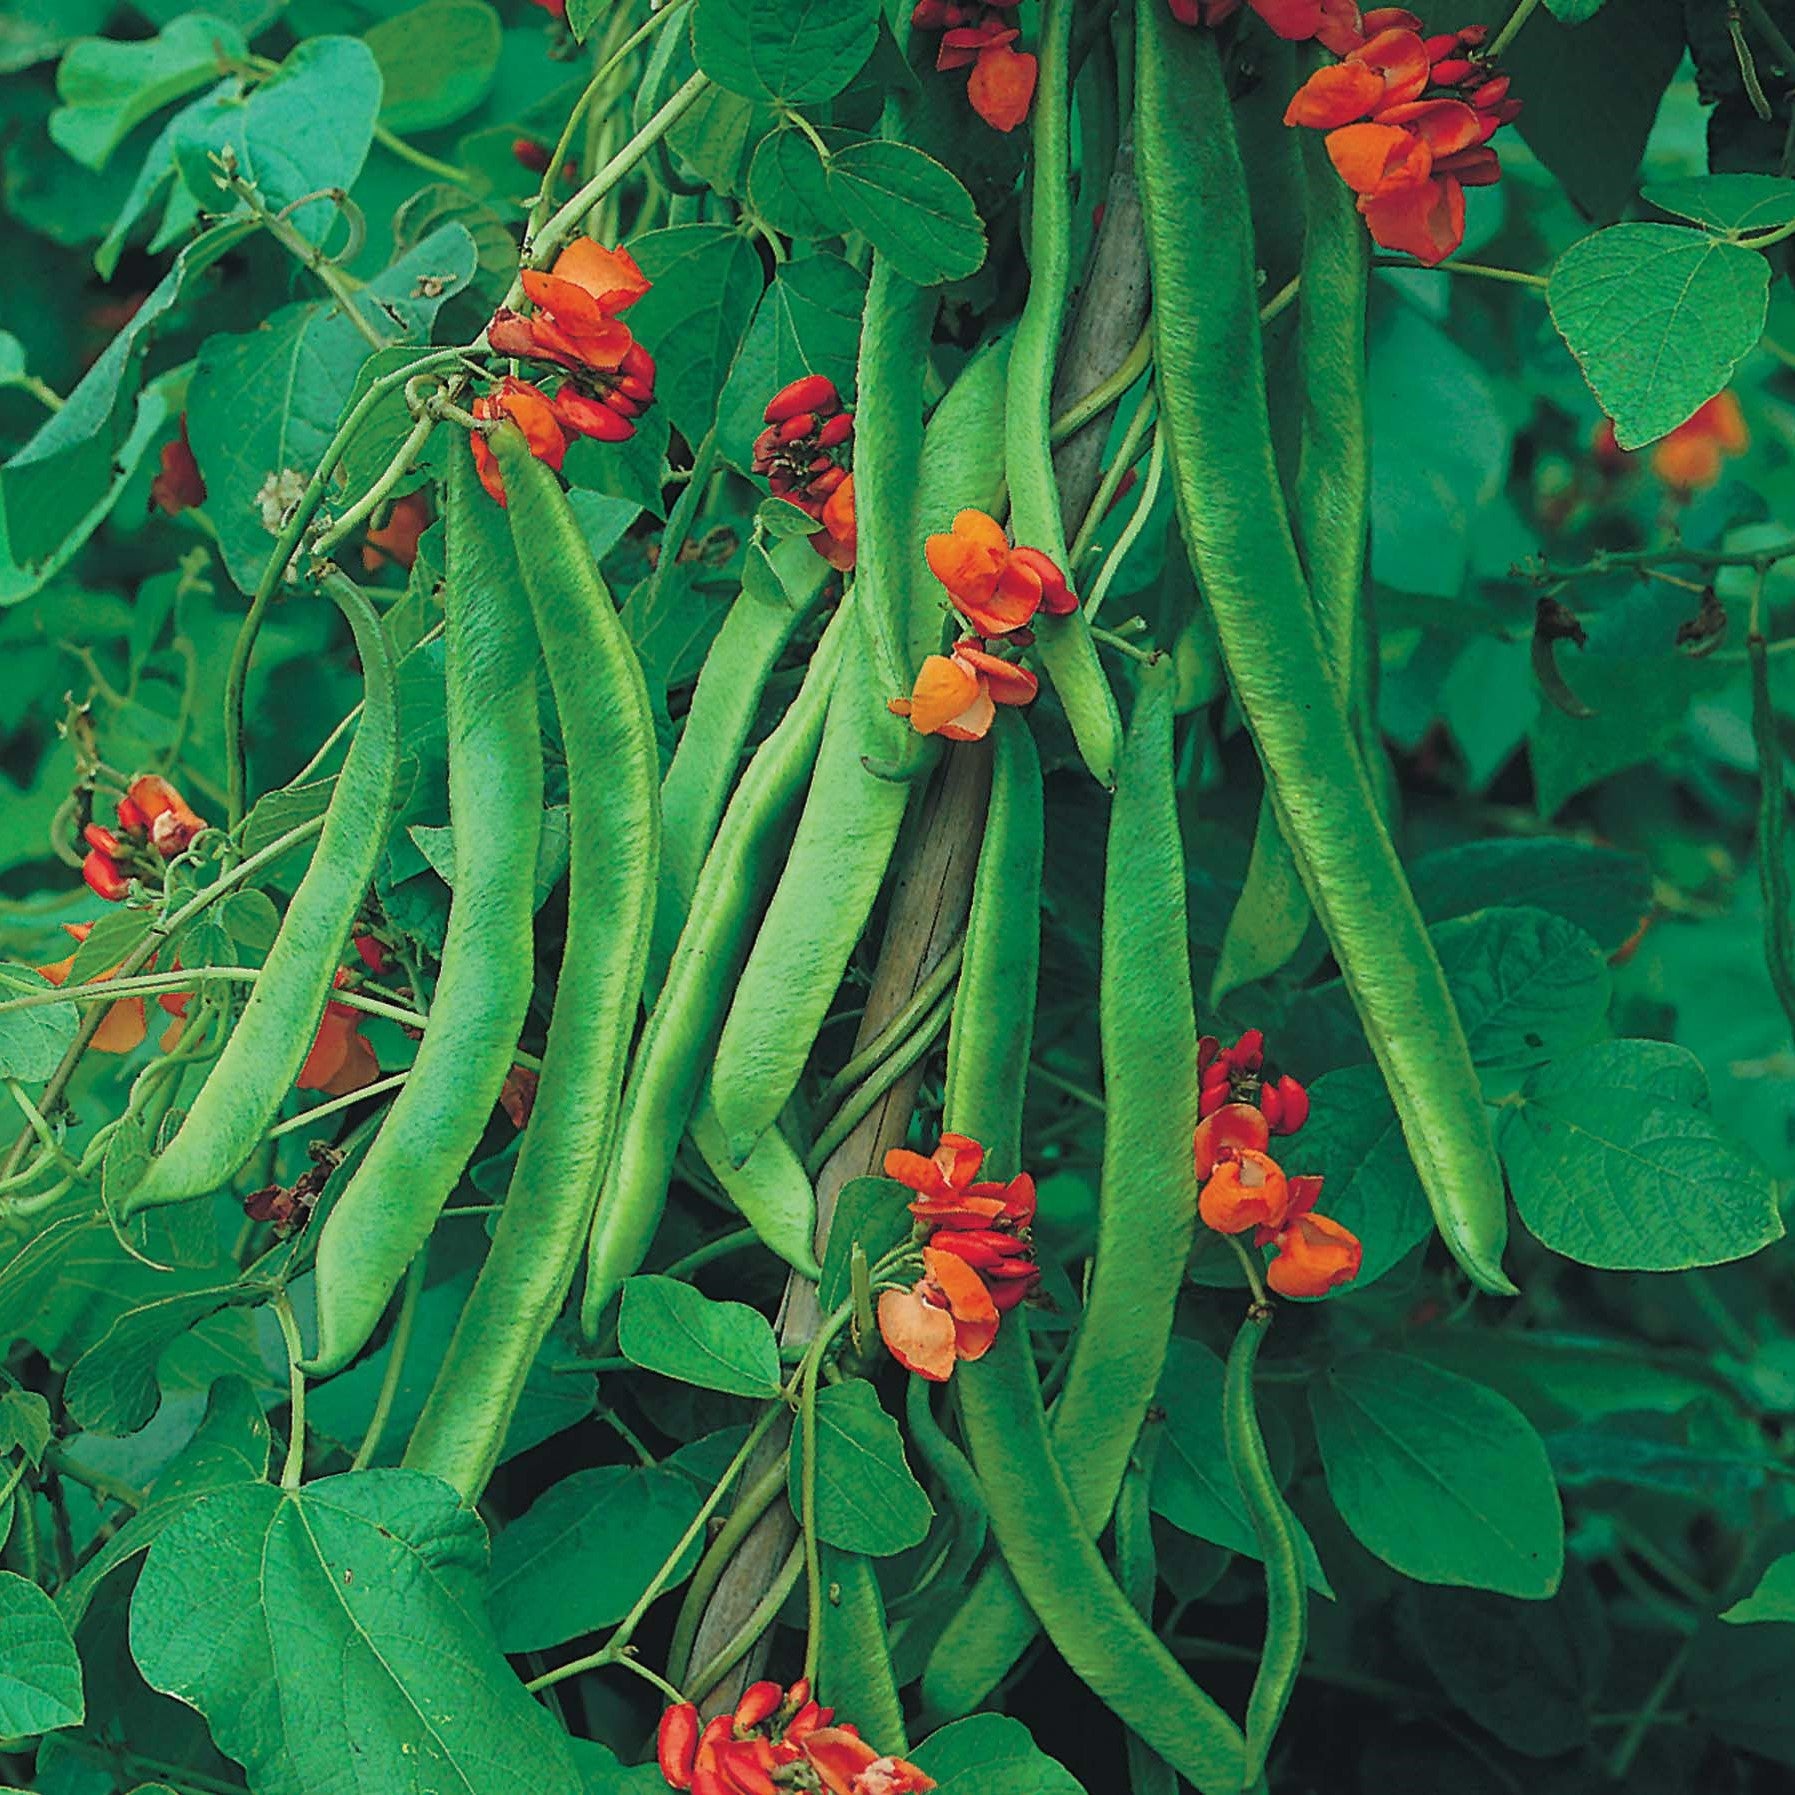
left=1136, top=3, right=1515, bottom=1296
left=579, top=605, right=854, bottom=1333
left=1116, top=1423, right=1179, bottom=1795
left=925, top=659, right=1198, bottom=1716
left=118, top=571, right=399, bottom=1218
left=302, top=452, right=544, bottom=1376
left=650, top=543, right=830, bottom=992
left=816, top=1545, right=908, bottom=1759
left=1213, top=90, right=1372, bottom=1008
left=1224, top=1306, right=1307, bottom=1784
left=1008, top=0, right=1123, bottom=791
left=404, top=429, right=658, bottom=1500
left=687, top=1100, right=820, bottom=1279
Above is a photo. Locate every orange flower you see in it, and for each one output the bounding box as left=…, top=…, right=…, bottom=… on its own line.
left=1199, top=1146, right=1291, bottom=1235
left=1262, top=1176, right=1362, bottom=1296
left=36, top=924, right=146, bottom=1055
left=361, top=490, right=431, bottom=573
left=1169, top=0, right=1365, bottom=55
left=127, top=774, right=205, bottom=859
left=880, top=1246, right=999, bottom=1380
left=925, top=510, right=1077, bottom=638
left=965, top=41, right=1038, bottom=132
left=1650, top=392, right=1749, bottom=493
left=150, top=414, right=206, bottom=516
left=813, top=473, right=857, bottom=571
left=1283, top=20, right=1520, bottom=266
left=470, top=379, right=566, bottom=507
left=490, top=238, right=648, bottom=375
left=888, top=639, right=1038, bottom=742
left=913, top=1, right=1038, bottom=133
left=297, top=991, right=381, bottom=1097
left=1193, top=1099, right=1272, bottom=1178
left=885, top=1131, right=1035, bottom=1230
left=802, top=1728, right=937, bottom=1795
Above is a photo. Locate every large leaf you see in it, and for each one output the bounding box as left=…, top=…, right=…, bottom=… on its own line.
left=364, top=0, right=501, bottom=134
left=1500, top=1038, right=1783, bottom=1270
left=1548, top=224, right=1768, bottom=449
left=0, top=963, right=79, bottom=1080
left=185, top=223, right=476, bottom=591
left=1408, top=838, right=1652, bottom=956
left=824, top=139, right=986, bottom=285
left=1723, top=1553, right=1795, bottom=1624
left=789, top=1377, right=933, bottom=1556
left=0, top=1571, right=83, bottom=1736
left=912, top=1715, right=1087, bottom=1793
left=625, top=226, right=765, bottom=447
left=617, top=1274, right=784, bottom=1397
left=49, top=14, right=248, bottom=170
left=129, top=1472, right=579, bottom=1793
left=487, top=1465, right=705, bottom=1652
left=1432, top=906, right=1610, bottom=1069
left=1310, top=1351, right=1564, bottom=1598
left=1645, top=172, right=1795, bottom=232
left=692, top=0, right=883, bottom=104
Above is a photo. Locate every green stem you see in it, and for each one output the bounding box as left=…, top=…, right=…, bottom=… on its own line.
left=1083, top=428, right=1164, bottom=623
left=40, top=1444, right=144, bottom=1511
left=1050, top=320, right=1152, bottom=445
left=1488, top=0, right=1544, bottom=59
left=660, top=1225, right=763, bottom=1283
left=310, top=410, right=439, bottom=558
left=1258, top=273, right=1302, bottom=326
left=273, top=1290, right=308, bottom=1489
left=666, top=1451, right=793, bottom=1684
left=1375, top=255, right=1547, bottom=289
left=686, top=1538, right=806, bottom=1705
left=1068, top=384, right=1157, bottom=566
left=813, top=937, right=964, bottom=1113
left=1744, top=0, right=1795, bottom=73
left=350, top=1246, right=427, bottom=1472
left=10, top=375, right=63, bottom=413
left=1607, top=1639, right=1695, bottom=1781
left=1225, top=1234, right=1270, bottom=1307
left=373, top=124, right=478, bottom=190
left=266, top=1070, right=408, bottom=1141
left=1747, top=611, right=1795, bottom=1046
left=804, top=986, right=956, bottom=1176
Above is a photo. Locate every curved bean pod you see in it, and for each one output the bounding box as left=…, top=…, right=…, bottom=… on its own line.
left=1136, top=4, right=1514, bottom=1296
left=302, top=447, right=544, bottom=1376
left=687, top=1098, right=820, bottom=1280
left=1116, top=1423, right=1179, bottom=1795
left=118, top=570, right=399, bottom=1217
left=404, top=429, right=658, bottom=1500
left=816, top=1545, right=908, bottom=1759
left=578, top=603, right=853, bottom=1333
left=1224, top=1306, right=1307, bottom=1783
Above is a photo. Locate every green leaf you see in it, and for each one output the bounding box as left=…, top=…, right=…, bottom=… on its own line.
left=0, top=1389, right=51, bottom=1464
left=129, top=1471, right=579, bottom=1792
left=1285, top=1065, right=1431, bottom=1290
left=818, top=1176, right=913, bottom=1312
left=0, top=0, right=110, bottom=76
left=1410, top=1565, right=1609, bottom=1759
left=1310, top=1351, right=1564, bottom=1598
left=1686, top=1618, right=1795, bottom=1769
left=626, top=226, right=765, bottom=447
left=692, top=0, right=882, bottom=104
left=1544, top=0, right=1608, bottom=16
left=1644, top=172, right=1795, bottom=233
left=1548, top=224, right=1768, bottom=450
left=487, top=1465, right=704, bottom=1652
left=1150, top=1337, right=1332, bottom=1593
left=824, top=139, right=986, bottom=285
left=64, top=906, right=154, bottom=986
left=186, top=223, right=476, bottom=591
left=365, top=0, right=501, bottom=133
left=912, top=1714, right=1088, bottom=1792
left=1723, top=1553, right=1795, bottom=1624
left=49, top=14, right=248, bottom=171
left=1500, top=1038, right=1782, bottom=1270
left=1409, top=838, right=1652, bottom=957
left=667, top=84, right=783, bottom=198
left=617, top=1274, right=783, bottom=1397
left=1546, top=1410, right=1775, bottom=1496
left=0, top=963, right=78, bottom=1080
left=0, top=1570, right=82, bottom=1736
left=716, top=254, right=865, bottom=472
left=790, top=1377, right=933, bottom=1556
left=240, top=775, right=336, bottom=859
left=748, top=126, right=849, bottom=239
left=1432, top=906, right=1610, bottom=1069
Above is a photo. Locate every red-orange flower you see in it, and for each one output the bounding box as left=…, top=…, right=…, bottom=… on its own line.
left=490, top=239, right=647, bottom=373
left=885, top=1130, right=1036, bottom=1229
left=1199, top=1146, right=1291, bottom=1235
left=803, top=1728, right=937, bottom=1795
left=1283, top=19, right=1519, bottom=266
left=888, top=639, right=1038, bottom=742
left=1261, top=1175, right=1362, bottom=1296
left=150, top=414, right=206, bottom=516
left=36, top=924, right=148, bottom=1055
left=81, top=774, right=207, bottom=898
left=913, top=1, right=1037, bottom=132
left=470, top=379, right=566, bottom=507
left=1169, top=0, right=1365, bottom=56
left=813, top=473, right=857, bottom=571
left=362, top=489, right=431, bottom=573
left=1651, top=392, right=1749, bottom=493
left=925, top=509, right=1077, bottom=639
left=878, top=1245, right=1000, bottom=1381
left=1199, top=1030, right=1310, bottom=1132
left=297, top=976, right=381, bottom=1097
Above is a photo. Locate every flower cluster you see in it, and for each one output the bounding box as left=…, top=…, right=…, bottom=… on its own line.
left=878, top=1133, right=1038, bottom=1382
left=81, top=774, right=206, bottom=902
left=1194, top=1032, right=1360, bottom=1298
left=911, top=1, right=1038, bottom=134
left=888, top=510, right=1076, bottom=742
left=657, top=1679, right=934, bottom=1795
left=1284, top=13, right=1520, bottom=266
left=474, top=238, right=657, bottom=505
left=1594, top=391, right=1748, bottom=497
left=751, top=375, right=857, bottom=571
left=1168, top=0, right=1362, bottom=54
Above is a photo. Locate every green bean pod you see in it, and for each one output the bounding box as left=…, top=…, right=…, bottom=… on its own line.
left=687, top=1097, right=820, bottom=1279
left=650, top=543, right=830, bottom=992
left=1224, top=1307, right=1307, bottom=1784
left=957, top=1322, right=1248, bottom=1794
left=816, top=1545, right=908, bottom=1759
left=925, top=659, right=1198, bottom=1714
left=1212, top=92, right=1371, bottom=1010
left=1116, top=1424, right=1179, bottom=1795
left=1136, top=5, right=1515, bottom=1296
left=705, top=613, right=921, bottom=1165
left=901, top=1374, right=989, bottom=1607
left=118, top=571, right=399, bottom=1218
left=404, top=429, right=658, bottom=1500
left=1751, top=629, right=1795, bottom=1041
left=578, top=604, right=853, bottom=1334
left=1007, top=0, right=1122, bottom=791
left=301, top=450, right=544, bottom=1376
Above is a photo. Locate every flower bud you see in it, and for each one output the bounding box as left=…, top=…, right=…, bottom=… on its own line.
left=764, top=373, right=838, bottom=423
